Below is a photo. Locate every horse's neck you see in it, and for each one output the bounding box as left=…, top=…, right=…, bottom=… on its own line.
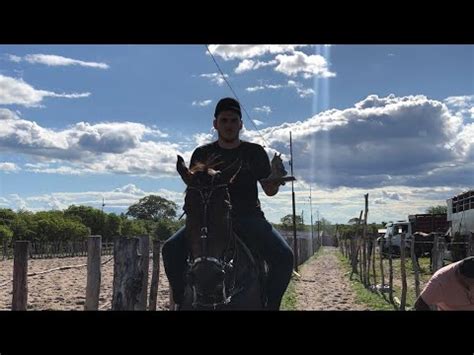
left=232, top=235, right=260, bottom=282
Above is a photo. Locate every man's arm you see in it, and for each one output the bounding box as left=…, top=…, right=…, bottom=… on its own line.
left=260, top=179, right=280, bottom=196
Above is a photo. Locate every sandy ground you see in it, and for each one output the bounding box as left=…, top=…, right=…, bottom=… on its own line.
left=0, top=254, right=171, bottom=311
left=294, top=247, right=369, bottom=310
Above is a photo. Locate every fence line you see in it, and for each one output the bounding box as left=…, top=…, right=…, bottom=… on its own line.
left=337, top=232, right=473, bottom=310
left=1, top=240, right=114, bottom=260
left=5, top=229, right=326, bottom=311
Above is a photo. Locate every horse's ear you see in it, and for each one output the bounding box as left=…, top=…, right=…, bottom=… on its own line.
left=177, top=155, right=192, bottom=185
left=219, top=158, right=242, bottom=184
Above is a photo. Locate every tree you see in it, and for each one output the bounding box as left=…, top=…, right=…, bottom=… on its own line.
left=34, top=212, right=88, bottom=242
left=121, top=218, right=148, bottom=237
left=280, top=214, right=304, bottom=231
left=426, top=205, right=447, bottom=214
left=0, top=208, right=17, bottom=227
left=64, top=205, right=106, bottom=236
left=10, top=212, right=36, bottom=241
left=103, top=213, right=122, bottom=240
left=60, top=219, right=89, bottom=241
left=0, top=224, right=13, bottom=241
left=126, top=195, right=177, bottom=222
left=318, top=217, right=336, bottom=236
left=154, top=219, right=184, bottom=241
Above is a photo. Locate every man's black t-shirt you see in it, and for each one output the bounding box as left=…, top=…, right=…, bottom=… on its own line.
left=190, top=140, right=271, bottom=217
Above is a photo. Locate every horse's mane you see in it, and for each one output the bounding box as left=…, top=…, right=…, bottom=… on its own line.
left=189, top=153, right=223, bottom=176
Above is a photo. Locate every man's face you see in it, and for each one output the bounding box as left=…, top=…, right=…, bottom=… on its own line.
left=213, top=110, right=242, bottom=143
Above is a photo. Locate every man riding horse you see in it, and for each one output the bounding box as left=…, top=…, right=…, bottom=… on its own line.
left=162, top=97, right=294, bottom=310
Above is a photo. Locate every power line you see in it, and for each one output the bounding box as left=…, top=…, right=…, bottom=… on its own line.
left=204, top=45, right=270, bottom=148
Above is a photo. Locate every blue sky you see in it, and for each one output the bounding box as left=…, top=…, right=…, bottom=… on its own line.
left=0, top=45, right=473, bottom=224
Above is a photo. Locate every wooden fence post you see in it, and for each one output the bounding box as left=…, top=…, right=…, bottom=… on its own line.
left=400, top=233, right=407, bottom=311
left=85, top=235, right=102, bottom=310
left=137, top=235, right=150, bottom=310
left=379, top=237, right=385, bottom=292
left=12, top=241, right=29, bottom=311
left=432, top=234, right=443, bottom=272
left=410, top=236, right=420, bottom=299
left=371, top=236, right=377, bottom=287
left=362, top=236, right=367, bottom=286
left=112, top=237, right=145, bottom=310
left=362, top=193, right=369, bottom=286
left=148, top=240, right=161, bottom=311
left=388, top=234, right=394, bottom=304
left=351, top=210, right=364, bottom=275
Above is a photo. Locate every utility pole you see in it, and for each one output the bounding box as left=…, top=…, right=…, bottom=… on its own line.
left=317, top=210, right=321, bottom=246
left=309, top=186, right=314, bottom=254
left=290, top=132, right=298, bottom=272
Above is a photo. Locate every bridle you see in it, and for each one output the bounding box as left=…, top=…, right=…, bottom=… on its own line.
left=185, top=176, right=242, bottom=309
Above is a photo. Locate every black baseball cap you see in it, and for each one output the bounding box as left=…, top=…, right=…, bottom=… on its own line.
left=214, top=97, right=242, bottom=118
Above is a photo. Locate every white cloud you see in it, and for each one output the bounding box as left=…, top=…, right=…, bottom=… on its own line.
left=253, top=119, right=264, bottom=126
left=0, top=74, right=90, bottom=107
left=373, top=198, right=387, bottom=205
left=242, top=94, right=467, bottom=189
left=274, top=51, right=336, bottom=78
left=246, top=81, right=314, bottom=98
left=234, top=59, right=277, bottom=74
left=7, top=55, right=22, bottom=62
left=4, top=93, right=473, bottom=199
left=444, top=95, right=474, bottom=108
left=444, top=95, right=474, bottom=121
left=24, top=165, right=88, bottom=175
left=8, top=194, right=28, bottom=210
left=0, top=162, right=20, bottom=172
left=296, top=87, right=315, bottom=98
left=253, top=106, right=272, bottom=115
left=3, top=185, right=185, bottom=213
left=113, top=184, right=145, bottom=195
left=193, top=132, right=214, bottom=147
left=235, top=59, right=256, bottom=74
left=260, top=184, right=467, bottom=224
left=246, top=86, right=266, bottom=92
left=192, top=99, right=212, bottom=107
left=199, top=73, right=228, bottom=86
left=23, top=162, right=50, bottom=169
left=208, top=45, right=306, bottom=60
left=382, top=191, right=403, bottom=200
left=9, top=54, right=109, bottom=69
left=0, top=108, right=187, bottom=177
left=0, top=108, right=21, bottom=120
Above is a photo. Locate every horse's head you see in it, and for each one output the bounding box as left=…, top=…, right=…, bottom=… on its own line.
left=176, top=154, right=241, bottom=308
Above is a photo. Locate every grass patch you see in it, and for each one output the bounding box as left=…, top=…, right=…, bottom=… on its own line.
left=336, top=252, right=395, bottom=311
left=281, top=279, right=297, bottom=310
left=337, top=244, right=453, bottom=310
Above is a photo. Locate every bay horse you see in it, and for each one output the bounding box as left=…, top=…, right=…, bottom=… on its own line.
left=176, top=155, right=267, bottom=310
